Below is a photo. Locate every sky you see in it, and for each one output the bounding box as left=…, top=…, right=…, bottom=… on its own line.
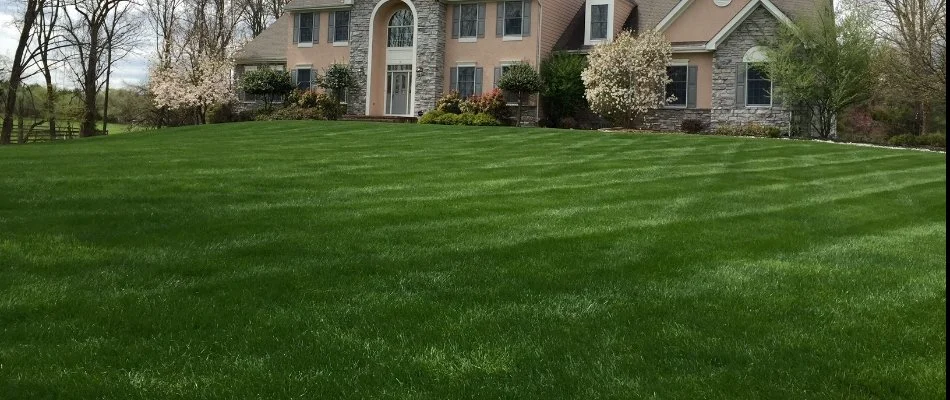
left=0, top=4, right=151, bottom=88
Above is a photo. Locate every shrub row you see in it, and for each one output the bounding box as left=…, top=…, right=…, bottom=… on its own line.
left=418, top=110, right=499, bottom=126
left=424, top=90, right=508, bottom=126
left=713, top=123, right=783, bottom=138
left=256, top=90, right=346, bottom=121
left=887, top=133, right=946, bottom=148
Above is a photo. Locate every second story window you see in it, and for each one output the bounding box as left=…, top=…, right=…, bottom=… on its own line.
left=504, top=1, right=523, bottom=36
left=590, top=4, right=608, bottom=40
left=460, top=4, right=478, bottom=38
left=388, top=8, right=413, bottom=47
left=296, top=12, right=314, bottom=44
left=330, top=11, right=350, bottom=43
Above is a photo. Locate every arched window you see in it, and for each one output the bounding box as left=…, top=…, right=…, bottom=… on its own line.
left=388, top=8, right=413, bottom=48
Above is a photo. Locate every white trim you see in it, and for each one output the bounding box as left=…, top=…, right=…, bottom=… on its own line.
left=458, top=37, right=477, bottom=42
left=714, top=0, right=732, bottom=7
left=332, top=41, right=349, bottom=47
left=502, top=35, right=523, bottom=41
left=456, top=61, right=477, bottom=67
left=705, top=0, right=793, bottom=50
left=654, top=0, right=694, bottom=32
left=669, top=58, right=690, bottom=65
left=671, top=44, right=710, bottom=53
left=366, top=0, right=418, bottom=116
left=296, top=42, right=313, bottom=48
left=584, top=0, right=614, bottom=45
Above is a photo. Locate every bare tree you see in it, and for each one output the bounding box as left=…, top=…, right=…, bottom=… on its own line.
left=240, top=0, right=269, bottom=37
left=102, top=3, right=140, bottom=134
left=854, top=0, right=947, bottom=134
left=1, top=0, right=49, bottom=145
left=36, top=0, right=64, bottom=139
left=267, top=0, right=289, bottom=20
left=61, top=0, right=137, bottom=137
left=145, top=0, right=184, bottom=68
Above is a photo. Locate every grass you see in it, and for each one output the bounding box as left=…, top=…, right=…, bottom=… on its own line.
left=0, top=121, right=945, bottom=399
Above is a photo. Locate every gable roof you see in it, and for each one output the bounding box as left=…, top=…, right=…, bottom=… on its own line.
left=234, top=15, right=290, bottom=63
left=705, top=0, right=792, bottom=49
left=653, top=0, right=819, bottom=32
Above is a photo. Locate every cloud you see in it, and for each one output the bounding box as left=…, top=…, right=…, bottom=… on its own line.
left=0, top=10, right=149, bottom=88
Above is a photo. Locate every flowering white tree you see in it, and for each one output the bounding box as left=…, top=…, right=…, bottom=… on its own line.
left=581, top=30, right=673, bottom=128
left=150, top=54, right=234, bottom=124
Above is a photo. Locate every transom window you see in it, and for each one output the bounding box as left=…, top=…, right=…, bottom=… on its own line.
left=590, top=4, right=608, bottom=40
left=460, top=4, right=478, bottom=38
left=504, top=1, right=524, bottom=36
left=332, top=11, right=350, bottom=42
left=746, top=64, right=772, bottom=106
left=666, top=66, right=688, bottom=106
left=388, top=8, right=413, bottom=47
left=297, top=12, right=314, bottom=43
left=457, top=67, right=477, bottom=99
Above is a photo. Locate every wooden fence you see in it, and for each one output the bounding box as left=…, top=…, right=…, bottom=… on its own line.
left=13, top=126, right=107, bottom=144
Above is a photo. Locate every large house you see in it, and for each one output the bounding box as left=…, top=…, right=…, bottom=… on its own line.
left=234, top=0, right=820, bottom=130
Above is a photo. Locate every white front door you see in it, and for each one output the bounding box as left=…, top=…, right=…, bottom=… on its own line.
left=386, top=65, right=412, bottom=116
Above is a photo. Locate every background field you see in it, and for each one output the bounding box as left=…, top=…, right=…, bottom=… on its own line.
left=0, top=121, right=945, bottom=399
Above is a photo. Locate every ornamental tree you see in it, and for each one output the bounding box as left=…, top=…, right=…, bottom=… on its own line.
left=498, top=62, right=543, bottom=126
left=581, top=30, right=672, bottom=128
left=319, top=64, right=357, bottom=104
left=240, top=68, right=294, bottom=111
left=762, top=4, right=876, bottom=138
left=150, top=54, right=234, bottom=124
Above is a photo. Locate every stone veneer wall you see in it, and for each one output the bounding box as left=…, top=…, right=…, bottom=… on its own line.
left=710, top=5, right=792, bottom=132
left=347, top=0, right=445, bottom=116
left=643, top=109, right=712, bottom=132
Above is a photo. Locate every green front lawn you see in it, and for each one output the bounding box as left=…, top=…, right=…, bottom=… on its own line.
left=0, top=121, right=945, bottom=399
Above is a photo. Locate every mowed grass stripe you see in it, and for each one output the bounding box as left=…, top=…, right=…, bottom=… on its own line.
left=0, top=121, right=945, bottom=399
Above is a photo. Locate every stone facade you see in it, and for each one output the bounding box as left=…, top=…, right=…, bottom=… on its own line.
left=346, top=0, right=374, bottom=115
left=643, top=108, right=712, bottom=132
left=347, top=0, right=445, bottom=116
left=410, top=0, right=446, bottom=115
left=710, top=6, right=792, bottom=132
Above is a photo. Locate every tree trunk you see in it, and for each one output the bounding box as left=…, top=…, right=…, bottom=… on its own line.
left=1, top=1, right=39, bottom=145
left=516, top=92, right=524, bottom=127
left=80, top=26, right=100, bottom=137
left=45, top=72, right=56, bottom=140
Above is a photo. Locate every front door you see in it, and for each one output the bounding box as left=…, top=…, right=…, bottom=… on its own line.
left=386, top=65, right=412, bottom=116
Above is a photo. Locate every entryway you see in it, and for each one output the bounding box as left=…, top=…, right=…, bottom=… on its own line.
left=386, top=65, right=412, bottom=116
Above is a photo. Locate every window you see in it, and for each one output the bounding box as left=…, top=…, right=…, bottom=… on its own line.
left=332, top=11, right=349, bottom=43
left=504, top=1, right=523, bottom=36
left=746, top=64, right=772, bottom=106
left=500, top=64, right=519, bottom=104
left=457, top=67, right=477, bottom=99
left=297, top=12, right=314, bottom=43
left=590, top=4, right=608, bottom=40
left=459, top=4, right=478, bottom=38
left=296, top=68, right=312, bottom=90
left=334, top=87, right=348, bottom=104
left=666, top=66, right=688, bottom=106
left=388, top=8, right=413, bottom=47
